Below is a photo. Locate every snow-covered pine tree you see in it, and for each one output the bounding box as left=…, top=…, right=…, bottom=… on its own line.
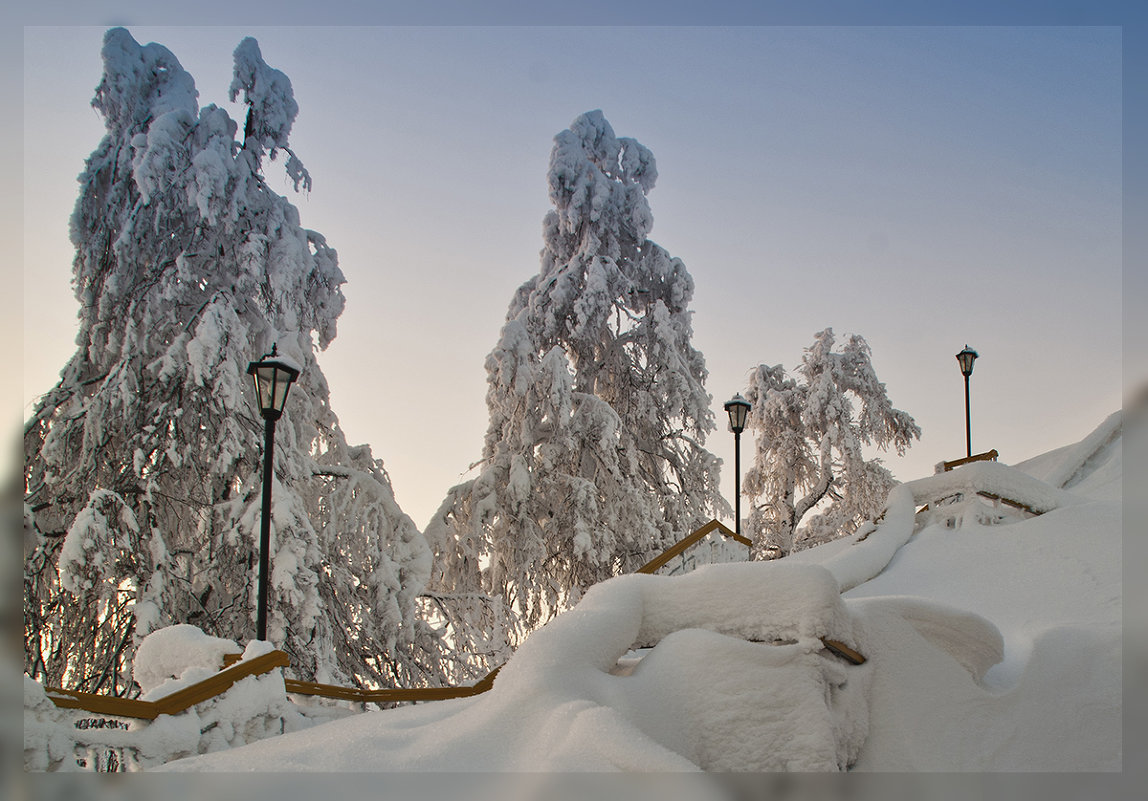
left=741, top=328, right=921, bottom=559
left=425, top=111, right=726, bottom=657
left=23, top=29, right=458, bottom=694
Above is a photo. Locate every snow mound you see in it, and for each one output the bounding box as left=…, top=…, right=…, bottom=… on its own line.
left=134, top=624, right=242, bottom=698
left=161, top=561, right=873, bottom=772
left=860, top=596, right=1004, bottom=682
left=629, top=560, right=859, bottom=647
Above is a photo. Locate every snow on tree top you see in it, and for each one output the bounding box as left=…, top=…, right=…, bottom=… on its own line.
left=230, top=37, right=299, bottom=154
left=95, top=28, right=199, bottom=132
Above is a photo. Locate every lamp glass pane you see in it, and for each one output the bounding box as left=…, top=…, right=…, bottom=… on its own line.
left=956, top=349, right=977, bottom=377
left=271, top=371, right=293, bottom=412
left=255, top=365, right=277, bottom=411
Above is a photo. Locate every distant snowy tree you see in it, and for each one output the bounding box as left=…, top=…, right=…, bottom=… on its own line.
left=23, top=29, right=459, bottom=695
left=426, top=111, right=726, bottom=656
left=742, top=329, right=921, bottom=559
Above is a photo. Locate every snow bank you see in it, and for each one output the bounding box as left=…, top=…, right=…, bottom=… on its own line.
left=48, top=416, right=1120, bottom=775
left=24, top=676, right=83, bottom=772
left=842, top=421, right=1122, bottom=770
left=857, top=596, right=1004, bottom=682
left=848, top=600, right=1118, bottom=771
left=160, top=561, right=872, bottom=772
left=1030, top=410, right=1122, bottom=490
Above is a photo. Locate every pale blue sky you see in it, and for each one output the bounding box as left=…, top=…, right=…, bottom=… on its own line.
left=15, top=6, right=1136, bottom=529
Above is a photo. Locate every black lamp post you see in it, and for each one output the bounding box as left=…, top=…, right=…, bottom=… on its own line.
left=723, top=393, right=752, bottom=536
left=246, top=344, right=300, bottom=641
left=955, top=345, right=978, bottom=458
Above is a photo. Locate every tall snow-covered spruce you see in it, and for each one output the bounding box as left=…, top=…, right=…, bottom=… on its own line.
left=426, top=111, right=726, bottom=658
left=742, top=328, right=921, bottom=558
left=23, top=29, right=457, bottom=693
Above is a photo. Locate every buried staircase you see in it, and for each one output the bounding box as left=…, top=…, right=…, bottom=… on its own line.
left=32, top=422, right=1113, bottom=770
left=909, top=451, right=1081, bottom=529
left=39, top=452, right=1070, bottom=725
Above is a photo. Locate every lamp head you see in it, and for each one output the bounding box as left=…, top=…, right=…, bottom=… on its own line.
left=724, top=393, right=752, bottom=435
left=247, top=344, right=301, bottom=421
left=956, top=345, right=978, bottom=378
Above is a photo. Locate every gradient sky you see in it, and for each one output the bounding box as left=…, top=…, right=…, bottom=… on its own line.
left=17, top=10, right=1132, bottom=530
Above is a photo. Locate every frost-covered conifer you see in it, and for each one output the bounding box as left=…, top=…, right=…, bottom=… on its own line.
left=742, top=329, right=921, bottom=558
left=23, top=29, right=456, bottom=693
left=426, top=111, right=725, bottom=656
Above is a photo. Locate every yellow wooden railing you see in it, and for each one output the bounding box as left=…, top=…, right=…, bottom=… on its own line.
left=636, top=519, right=750, bottom=575
left=931, top=449, right=1045, bottom=516
left=41, top=517, right=865, bottom=719
left=283, top=666, right=501, bottom=704
left=942, top=449, right=999, bottom=472
left=44, top=649, right=290, bottom=720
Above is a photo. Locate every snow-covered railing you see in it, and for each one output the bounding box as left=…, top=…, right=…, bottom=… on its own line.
left=939, top=448, right=999, bottom=472
left=283, top=521, right=759, bottom=702
left=907, top=460, right=1078, bottom=520
left=35, top=646, right=500, bottom=724
left=25, top=517, right=854, bottom=771
left=283, top=666, right=501, bottom=704
left=815, top=485, right=918, bottom=593
left=25, top=639, right=341, bottom=772
left=281, top=521, right=764, bottom=702
left=43, top=648, right=290, bottom=720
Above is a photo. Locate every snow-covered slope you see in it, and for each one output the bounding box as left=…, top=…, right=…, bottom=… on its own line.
left=158, top=414, right=1124, bottom=773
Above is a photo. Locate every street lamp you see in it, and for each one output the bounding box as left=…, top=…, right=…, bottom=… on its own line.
left=955, top=345, right=978, bottom=458
left=723, top=393, right=752, bottom=536
left=246, top=344, right=300, bottom=641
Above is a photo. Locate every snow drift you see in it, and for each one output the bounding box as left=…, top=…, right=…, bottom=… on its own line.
left=160, top=561, right=874, bottom=772
left=27, top=412, right=1124, bottom=775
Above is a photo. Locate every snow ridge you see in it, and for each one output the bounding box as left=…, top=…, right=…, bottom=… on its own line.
left=817, top=484, right=916, bottom=593
left=1040, top=410, right=1122, bottom=490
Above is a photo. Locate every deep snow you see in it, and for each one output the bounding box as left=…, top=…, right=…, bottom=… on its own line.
left=146, top=412, right=1124, bottom=775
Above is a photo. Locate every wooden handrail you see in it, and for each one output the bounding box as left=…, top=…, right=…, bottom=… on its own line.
left=152, top=650, right=290, bottom=714
left=45, top=649, right=290, bottom=720
left=44, top=687, right=160, bottom=720
left=976, top=491, right=1039, bottom=517
left=821, top=638, right=866, bottom=665
left=284, top=667, right=502, bottom=703
left=636, top=519, right=750, bottom=575
left=942, top=449, right=999, bottom=471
